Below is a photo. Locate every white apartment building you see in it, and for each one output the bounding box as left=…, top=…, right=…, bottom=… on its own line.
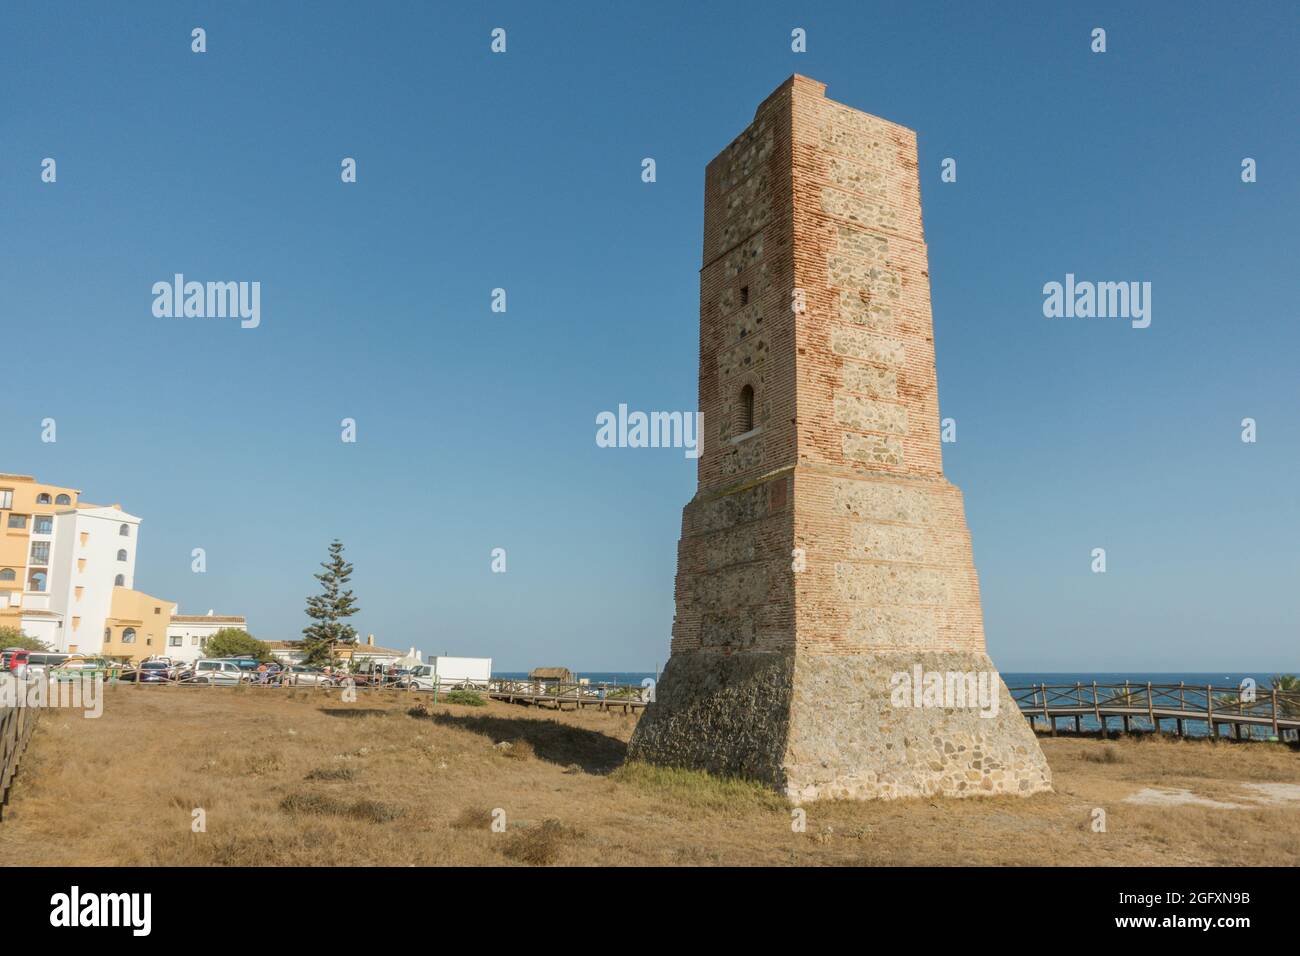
left=42, top=505, right=143, bottom=654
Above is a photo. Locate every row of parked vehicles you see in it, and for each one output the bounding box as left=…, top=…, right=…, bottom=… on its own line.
left=0, top=648, right=341, bottom=686
left=126, top=656, right=345, bottom=685
left=2, top=647, right=474, bottom=690
left=0, top=649, right=114, bottom=680
left=169, top=659, right=467, bottom=689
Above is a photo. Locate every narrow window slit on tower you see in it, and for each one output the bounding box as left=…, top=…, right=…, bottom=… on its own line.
left=739, top=285, right=749, bottom=305
left=739, top=384, right=755, bottom=434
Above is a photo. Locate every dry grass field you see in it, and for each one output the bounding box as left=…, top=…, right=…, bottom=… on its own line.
left=1, top=683, right=1297, bottom=866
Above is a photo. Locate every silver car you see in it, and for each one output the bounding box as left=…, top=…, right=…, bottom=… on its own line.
left=186, top=659, right=246, bottom=684
left=284, top=665, right=335, bottom=687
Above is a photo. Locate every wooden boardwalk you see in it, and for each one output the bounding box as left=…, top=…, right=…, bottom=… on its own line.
left=487, top=680, right=649, bottom=713
left=1009, top=681, right=1300, bottom=741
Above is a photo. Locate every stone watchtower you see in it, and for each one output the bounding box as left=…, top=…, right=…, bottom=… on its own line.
left=628, top=77, right=1051, bottom=801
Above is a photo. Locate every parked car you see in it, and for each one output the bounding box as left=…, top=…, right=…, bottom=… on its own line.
left=127, top=660, right=174, bottom=683
left=19, top=650, right=70, bottom=681
left=186, top=659, right=247, bottom=684
left=1, top=647, right=29, bottom=671
left=284, top=665, right=335, bottom=687
left=4, top=648, right=31, bottom=674
left=48, top=656, right=112, bottom=679
left=52, top=655, right=110, bottom=670
left=13, top=652, right=71, bottom=679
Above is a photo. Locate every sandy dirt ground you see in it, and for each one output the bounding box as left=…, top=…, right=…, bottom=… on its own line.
left=1, top=683, right=1296, bottom=866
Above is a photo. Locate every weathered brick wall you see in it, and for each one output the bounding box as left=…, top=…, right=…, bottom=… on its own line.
left=794, top=471, right=986, bottom=654
left=671, top=81, right=801, bottom=657
left=789, top=77, right=938, bottom=478
left=672, top=76, right=985, bottom=660
left=698, top=82, right=797, bottom=486
left=787, top=77, right=985, bottom=657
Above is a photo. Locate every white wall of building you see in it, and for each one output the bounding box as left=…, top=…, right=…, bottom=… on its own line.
left=267, top=644, right=307, bottom=665
left=166, top=616, right=247, bottom=663
left=44, top=506, right=141, bottom=655
left=19, top=615, right=61, bottom=649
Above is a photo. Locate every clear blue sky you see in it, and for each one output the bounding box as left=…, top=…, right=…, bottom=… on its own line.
left=2, top=1, right=1296, bottom=671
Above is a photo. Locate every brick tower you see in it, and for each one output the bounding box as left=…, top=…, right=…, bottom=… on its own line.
left=628, top=77, right=1051, bottom=800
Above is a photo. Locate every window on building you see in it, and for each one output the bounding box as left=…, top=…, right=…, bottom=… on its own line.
left=154, top=607, right=161, bottom=615
left=191, top=636, right=199, bottom=645
left=28, top=570, right=47, bottom=592
left=7, top=514, right=26, bottom=529
left=738, top=384, right=755, bottom=434
left=119, top=523, right=129, bottom=536
left=55, top=494, right=71, bottom=505
left=740, top=285, right=750, bottom=305
left=114, top=574, right=125, bottom=586
left=116, top=549, right=128, bottom=561
left=121, top=628, right=136, bottom=644
left=33, top=516, right=53, bottom=535
left=169, top=636, right=181, bottom=647
left=0, top=569, right=14, bottom=582
left=30, top=542, right=50, bottom=565
left=104, top=628, right=112, bottom=643
left=0, top=490, right=12, bottom=509
left=36, top=493, right=51, bottom=504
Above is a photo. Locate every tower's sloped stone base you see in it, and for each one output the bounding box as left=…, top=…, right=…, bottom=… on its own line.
left=783, top=651, right=1051, bottom=801
left=629, top=650, right=1052, bottom=801
left=628, top=652, right=794, bottom=787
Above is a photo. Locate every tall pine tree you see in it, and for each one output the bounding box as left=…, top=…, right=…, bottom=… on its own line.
left=302, top=539, right=361, bottom=664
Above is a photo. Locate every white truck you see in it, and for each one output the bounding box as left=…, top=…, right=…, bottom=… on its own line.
left=405, top=656, right=492, bottom=692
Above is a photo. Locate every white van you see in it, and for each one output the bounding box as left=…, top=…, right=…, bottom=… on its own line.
left=405, top=657, right=492, bottom=691
left=188, top=659, right=246, bottom=684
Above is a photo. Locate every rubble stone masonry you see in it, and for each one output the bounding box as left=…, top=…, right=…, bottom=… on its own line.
left=628, top=77, right=1051, bottom=801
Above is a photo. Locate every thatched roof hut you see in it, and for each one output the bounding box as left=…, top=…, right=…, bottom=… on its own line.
left=528, top=666, right=574, bottom=683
